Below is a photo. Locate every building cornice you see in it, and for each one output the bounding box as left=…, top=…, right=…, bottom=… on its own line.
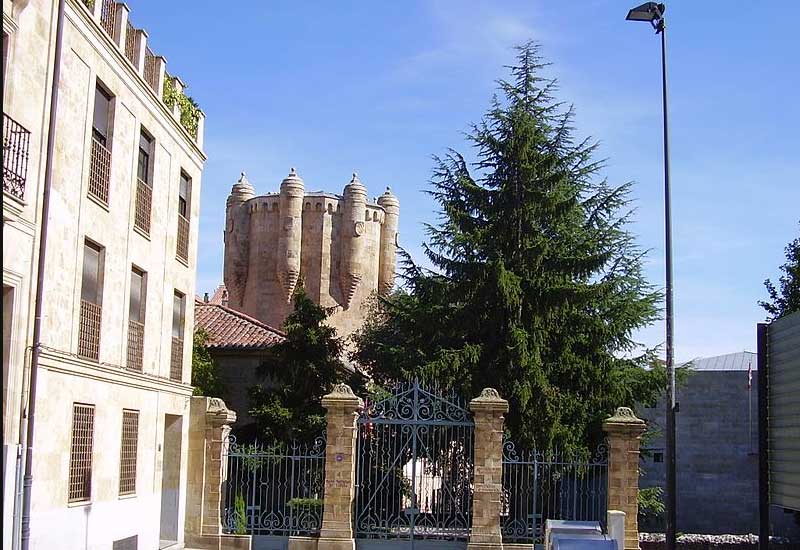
left=64, top=0, right=207, bottom=164
left=39, top=346, right=194, bottom=396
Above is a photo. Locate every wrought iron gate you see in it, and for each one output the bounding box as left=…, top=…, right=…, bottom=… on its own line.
left=354, top=380, right=474, bottom=547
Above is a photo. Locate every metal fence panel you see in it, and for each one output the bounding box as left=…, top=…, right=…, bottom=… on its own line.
left=223, top=434, right=326, bottom=536
left=501, top=440, right=608, bottom=544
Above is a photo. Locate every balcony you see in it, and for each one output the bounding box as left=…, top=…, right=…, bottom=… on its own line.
left=3, top=112, right=31, bottom=202
left=176, top=214, right=189, bottom=263
left=78, top=300, right=102, bottom=361
left=134, top=178, right=152, bottom=235
left=88, top=136, right=111, bottom=205
left=170, top=336, right=183, bottom=381
left=126, top=319, right=144, bottom=371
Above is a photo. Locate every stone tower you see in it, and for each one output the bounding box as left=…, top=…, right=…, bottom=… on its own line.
left=223, top=169, right=400, bottom=336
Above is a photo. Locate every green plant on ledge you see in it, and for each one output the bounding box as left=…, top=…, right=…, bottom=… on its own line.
left=286, top=498, right=323, bottom=509
left=163, top=76, right=201, bottom=140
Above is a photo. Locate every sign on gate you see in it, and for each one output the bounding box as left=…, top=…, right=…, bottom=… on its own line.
left=354, top=380, right=475, bottom=548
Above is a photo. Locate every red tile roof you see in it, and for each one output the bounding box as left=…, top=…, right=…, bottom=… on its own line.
left=194, top=299, right=284, bottom=350
left=208, top=284, right=229, bottom=305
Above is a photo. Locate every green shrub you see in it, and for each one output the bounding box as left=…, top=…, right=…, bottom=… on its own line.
left=233, top=491, right=247, bottom=535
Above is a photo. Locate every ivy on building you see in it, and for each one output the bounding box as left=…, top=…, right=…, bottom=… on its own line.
left=163, top=76, right=201, bottom=139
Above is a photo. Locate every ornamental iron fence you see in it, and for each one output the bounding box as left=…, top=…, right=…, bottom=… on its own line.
left=223, top=435, right=326, bottom=537
left=354, top=380, right=474, bottom=543
left=501, top=440, right=608, bottom=544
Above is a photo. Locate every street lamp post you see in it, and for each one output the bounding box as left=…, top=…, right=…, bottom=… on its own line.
left=625, top=3, right=676, bottom=550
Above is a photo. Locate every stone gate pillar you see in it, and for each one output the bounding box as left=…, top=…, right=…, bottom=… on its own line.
left=318, top=384, right=362, bottom=550
left=468, top=388, right=509, bottom=550
left=185, top=396, right=241, bottom=549
left=603, top=407, right=646, bottom=550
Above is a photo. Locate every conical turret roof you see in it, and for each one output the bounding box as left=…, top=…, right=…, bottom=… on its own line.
left=227, top=171, right=255, bottom=206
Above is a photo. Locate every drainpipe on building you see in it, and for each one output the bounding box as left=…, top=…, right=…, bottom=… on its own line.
left=19, top=0, right=65, bottom=548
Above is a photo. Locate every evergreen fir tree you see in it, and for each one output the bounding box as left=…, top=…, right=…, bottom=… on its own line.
left=353, top=42, right=666, bottom=452
left=760, top=222, right=800, bottom=321
left=249, top=285, right=358, bottom=444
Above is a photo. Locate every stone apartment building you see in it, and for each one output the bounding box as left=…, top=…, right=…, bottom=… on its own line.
left=2, top=0, right=206, bottom=548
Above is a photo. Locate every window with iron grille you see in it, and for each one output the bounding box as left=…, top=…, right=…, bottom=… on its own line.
left=68, top=403, right=95, bottom=503
left=134, top=129, right=154, bottom=234
left=78, top=240, right=104, bottom=360
left=119, top=409, right=139, bottom=496
left=89, top=82, right=113, bottom=204
left=170, top=291, right=185, bottom=381
left=176, top=171, right=191, bottom=262
left=126, top=267, right=146, bottom=371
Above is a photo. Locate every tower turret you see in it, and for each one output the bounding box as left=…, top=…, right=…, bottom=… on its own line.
left=224, top=172, right=255, bottom=307
left=276, top=167, right=304, bottom=301
left=377, top=186, right=400, bottom=295
left=340, top=172, right=367, bottom=308
left=227, top=170, right=255, bottom=207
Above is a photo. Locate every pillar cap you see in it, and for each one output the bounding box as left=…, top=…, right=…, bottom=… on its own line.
left=322, top=383, right=363, bottom=410
left=469, top=387, right=509, bottom=413
left=602, top=407, right=646, bottom=433
left=205, top=397, right=237, bottom=427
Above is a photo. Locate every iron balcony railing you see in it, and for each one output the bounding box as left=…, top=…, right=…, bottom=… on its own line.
left=99, top=0, right=116, bottom=38
left=78, top=300, right=102, bottom=361
left=88, top=136, right=111, bottom=205
left=134, top=178, right=152, bottom=235
left=143, top=47, right=158, bottom=92
left=126, top=319, right=144, bottom=372
left=170, top=336, right=183, bottom=381
left=124, top=21, right=138, bottom=67
left=3, top=112, right=31, bottom=201
left=176, top=214, right=190, bottom=263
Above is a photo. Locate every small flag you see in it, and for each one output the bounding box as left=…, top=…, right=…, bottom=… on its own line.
left=747, top=359, right=753, bottom=390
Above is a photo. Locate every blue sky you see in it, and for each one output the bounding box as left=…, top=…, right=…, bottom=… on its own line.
left=133, top=1, right=799, bottom=362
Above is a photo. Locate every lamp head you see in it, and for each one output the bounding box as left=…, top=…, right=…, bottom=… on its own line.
left=626, top=2, right=665, bottom=30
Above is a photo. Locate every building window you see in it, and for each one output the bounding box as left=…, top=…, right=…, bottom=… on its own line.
left=133, top=128, right=154, bottom=235
left=126, top=267, right=146, bottom=371
left=89, top=82, right=113, bottom=205
left=176, top=171, right=191, bottom=263
left=170, top=291, right=185, bottom=381
left=118, top=409, right=139, bottom=496
left=78, top=240, right=104, bottom=360
left=653, top=452, right=664, bottom=463
left=68, top=403, right=95, bottom=503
